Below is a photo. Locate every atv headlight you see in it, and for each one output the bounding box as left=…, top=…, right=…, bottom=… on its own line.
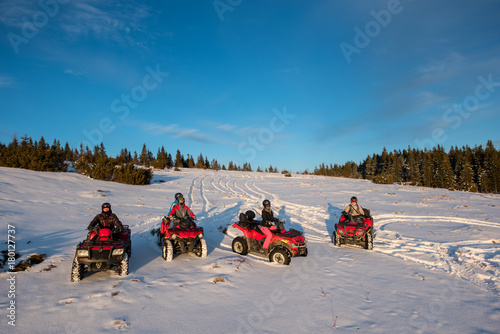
left=76, top=249, right=89, bottom=257
left=197, top=233, right=204, bottom=239
left=355, top=229, right=365, bottom=237
left=112, top=248, right=124, bottom=256
left=337, top=228, right=345, bottom=235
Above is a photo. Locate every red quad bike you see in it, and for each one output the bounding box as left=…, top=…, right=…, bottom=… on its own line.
left=333, top=209, right=374, bottom=250
left=232, top=215, right=307, bottom=265
left=71, top=225, right=131, bottom=282
left=158, top=215, right=207, bottom=261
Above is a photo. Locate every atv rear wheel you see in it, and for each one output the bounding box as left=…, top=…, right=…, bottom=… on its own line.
left=365, top=231, right=373, bottom=250
left=119, top=253, right=129, bottom=276
left=195, top=239, right=208, bottom=258
left=232, top=236, right=248, bottom=255
left=70, top=257, right=84, bottom=282
left=162, top=239, right=173, bottom=261
left=269, top=247, right=291, bottom=265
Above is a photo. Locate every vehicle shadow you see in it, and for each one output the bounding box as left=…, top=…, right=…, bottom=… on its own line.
left=203, top=201, right=244, bottom=255
left=326, top=203, right=342, bottom=242
left=127, top=227, right=162, bottom=273
left=278, top=205, right=303, bottom=233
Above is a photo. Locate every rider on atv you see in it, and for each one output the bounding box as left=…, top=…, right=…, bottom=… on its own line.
left=168, top=194, right=197, bottom=228
left=342, top=196, right=366, bottom=224
left=169, top=193, right=183, bottom=214
left=261, top=199, right=283, bottom=250
left=87, top=202, right=123, bottom=240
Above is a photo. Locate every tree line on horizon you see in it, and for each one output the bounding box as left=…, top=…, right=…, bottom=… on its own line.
left=0, top=135, right=278, bottom=185
left=312, top=141, right=499, bottom=194
left=0, top=135, right=498, bottom=193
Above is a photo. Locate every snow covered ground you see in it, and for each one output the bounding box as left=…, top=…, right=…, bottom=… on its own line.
left=1, top=166, right=499, bottom=333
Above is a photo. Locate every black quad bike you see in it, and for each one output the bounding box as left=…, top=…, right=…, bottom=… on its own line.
left=71, top=226, right=131, bottom=282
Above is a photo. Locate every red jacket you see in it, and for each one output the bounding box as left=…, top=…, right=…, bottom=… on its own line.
left=169, top=203, right=196, bottom=219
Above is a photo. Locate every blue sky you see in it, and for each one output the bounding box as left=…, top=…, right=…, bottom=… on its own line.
left=1, top=0, right=499, bottom=172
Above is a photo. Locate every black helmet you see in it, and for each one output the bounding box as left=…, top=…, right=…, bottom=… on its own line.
left=102, top=202, right=111, bottom=210
left=350, top=196, right=358, bottom=202
left=263, top=199, right=271, bottom=207
left=245, top=210, right=256, bottom=220
left=175, top=193, right=183, bottom=200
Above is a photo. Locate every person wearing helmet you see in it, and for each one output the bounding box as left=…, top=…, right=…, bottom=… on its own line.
left=87, top=202, right=123, bottom=239
left=262, top=199, right=280, bottom=225
left=168, top=194, right=196, bottom=223
left=260, top=199, right=280, bottom=250
left=342, top=196, right=365, bottom=223
left=168, top=193, right=183, bottom=214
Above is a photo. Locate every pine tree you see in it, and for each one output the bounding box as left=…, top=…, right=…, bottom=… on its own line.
left=196, top=153, right=205, bottom=169
left=458, top=156, right=477, bottom=192
left=482, top=140, right=499, bottom=193
left=139, top=143, right=152, bottom=166
left=175, top=150, right=184, bottom=168
left=187, top=154, right=195, bottom=168
left=153, top=146, right=168, bottom=169
left=211, top=159, right=220, bottom=170
left=364, top=155, right=374, bottom=180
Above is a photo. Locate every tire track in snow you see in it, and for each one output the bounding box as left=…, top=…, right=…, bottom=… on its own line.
left=374, top=214, right=500, bottom=295
left=234, top=179, right=259, bottom=201
left=276, top=200, right=332, bottom=243
left=199, top=174, right=209, bottom=215
left=210, top=176, right=227, bottom=194
left=218, top=174, right=231, bottom=192
left=243, top=180, right=265, bottom=200
left=250, top=181, right=274, bottom=198
left=187, top=176, right=197, bottom=208
left=247, top=178, right=332, bottom=242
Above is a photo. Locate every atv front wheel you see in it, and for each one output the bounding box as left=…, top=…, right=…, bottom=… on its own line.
left=119, top=253, right=129, bottom=276
left=70, top=257, right=84, bottom=282
left=365, top=232, right=373, bottom=250
left=301, top=247, right=308, bottom=257
left=269, top=247, right=291, bottom=265
left=162, top=239, right=173, bottom=261
left=232, top=236, right=248, bottom=255
left=195, top=239, right=208, bottom=258
left=333, top=232, right=341, bottom=247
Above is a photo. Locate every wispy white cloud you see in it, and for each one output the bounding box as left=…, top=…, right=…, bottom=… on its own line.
left=0, top=0, right=157, bottom=47
left=0, top=75, right=15, bottom=87
left=0, top=0, right=37, bottom=28
left=60, top=1, right=153, bottom=46
left=64, top=69, right=86, bottom=78
left=145, top=123, right=216, bottom=144
left=216, top=124, right=235, bottom=131
left=277, top=67, right=301, bottom=74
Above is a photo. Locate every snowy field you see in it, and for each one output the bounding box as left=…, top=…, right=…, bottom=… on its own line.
left=1, top=166, right=499, bottom=334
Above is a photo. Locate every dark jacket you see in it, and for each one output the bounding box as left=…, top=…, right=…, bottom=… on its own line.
left=261, top=208, right=279, bottom=226
left=88, top=211, right=123, bottom=230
